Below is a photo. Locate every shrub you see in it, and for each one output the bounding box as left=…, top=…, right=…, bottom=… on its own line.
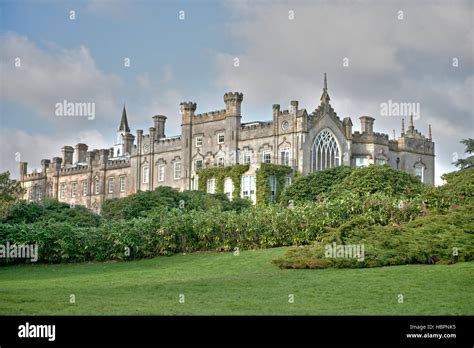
left=0, top=191, right=426, bottom=264
left=420, top=167, right=474, bottom=210
left=2, top=199, right=100, bottom=227
left=101, top=186, right=250, bottom=220
left=2, top=166, right=470, bottom=266
left=330, top=165, right=424, bottom=199
left=272, top=202, right=474, bottom=269
left=102, top=186, right=181, bottom=220
left=280, top=166, right=353, bottom=203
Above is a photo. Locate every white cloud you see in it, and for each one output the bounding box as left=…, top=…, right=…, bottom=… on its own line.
left=0, top=32, right=123, bottom=121
left=215, top=0, right=474, bottom=184
left=0, top=129, right=110, bottom=179
left=134, top=68, right=184, bottom=136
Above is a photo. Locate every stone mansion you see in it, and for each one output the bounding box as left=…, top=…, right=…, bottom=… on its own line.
left=19, top=75, right=435, bottom=211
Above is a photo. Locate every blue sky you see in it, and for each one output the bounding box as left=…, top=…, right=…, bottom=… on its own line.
left=1, top=0, right=238, bottom=128
left=1, top=0, right=473, bottom=185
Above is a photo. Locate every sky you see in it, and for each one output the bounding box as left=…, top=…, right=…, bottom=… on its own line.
left=0, top=0, right=473, bottom=185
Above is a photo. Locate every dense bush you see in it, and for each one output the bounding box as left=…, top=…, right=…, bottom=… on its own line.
left=330, top=165, right=424, bottom=198
left=0, top=206, right=318, bottom=264
left=101, top=186, right=251, bottom=220
left=178, top=191, right=252, bottom=212
left=420, top=167, right=474, bottom=210
left=272, top=202, right=474, bottom=269
left=280, top=166, right=353, bottom=203
left=0, top=192, right=424, bottom=264
left=101, top=186, right=181, bottom=220
left=1, top=199, right=101, bottom=227
left=1, top=165, right=472, bottom=266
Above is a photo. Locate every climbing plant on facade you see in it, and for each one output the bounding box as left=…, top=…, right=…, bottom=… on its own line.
left=197, top=164, right=249, bottom=198
left=256, top=163, right=292, bottom=205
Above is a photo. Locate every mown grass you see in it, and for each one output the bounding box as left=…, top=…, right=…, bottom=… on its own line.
left=0, top=247, right=473, bottom=315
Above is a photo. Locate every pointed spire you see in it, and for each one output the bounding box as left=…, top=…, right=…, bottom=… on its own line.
left=118, top=104, right=130, bottom=132
left=401, top=118, right=405, bottom=135
left=320, top=72, right=330, bottom=103
left=393, top=129, right=396, bottom=139
left=409, top=113, right=414, bottom=129
left=428, top=124, right=432, bottom=141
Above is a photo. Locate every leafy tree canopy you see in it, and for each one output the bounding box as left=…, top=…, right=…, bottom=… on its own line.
left=454, top=138, right=474, bottom=169
left=0, top=171, right=25, bottom=218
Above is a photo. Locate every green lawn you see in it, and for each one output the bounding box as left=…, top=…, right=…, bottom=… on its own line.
left=0, top=247, right=473, bottom=315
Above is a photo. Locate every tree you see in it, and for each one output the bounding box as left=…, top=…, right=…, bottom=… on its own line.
left=0, top=171, right=25, bottom=218
left=453, top=138, right=474, bottom=169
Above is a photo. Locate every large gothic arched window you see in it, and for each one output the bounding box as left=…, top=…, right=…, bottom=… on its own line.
left=311, top=129, right=341, bottom=172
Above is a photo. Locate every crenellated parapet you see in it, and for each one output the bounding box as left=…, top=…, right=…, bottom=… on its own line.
left=241, top=121, right=273, bottom=130
left=193, top=109, right=227, bottom=124
left=156, top=135, right=182, bottom=143
left=23, top=171, right=45, bottom=181
left=223, top=92, right=244, bottom=103
left=107, top=157, right=131, bottom=169
left=352, top=131, right=390, bottom=145
left=59, top=164, right=89, bottom=174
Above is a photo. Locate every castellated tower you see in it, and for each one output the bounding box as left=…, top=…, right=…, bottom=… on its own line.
left=224, top=92, right=243, bottom=165
left=224, top=92, right=243, bottom=117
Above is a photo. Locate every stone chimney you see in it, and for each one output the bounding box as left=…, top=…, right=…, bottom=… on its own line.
left=98, top=149, right=109, bottom=165
left=61, top=146, right=74, bottom=167
left=290, top=100, right=298, bottom=116
left=272, top=104, right=281, bottom=132
left=75, top=143, right=88, bottom=163
left=86, top=151, right=96, bottom=166
left=52, top=157, right=62, bottom=171
left=149, top=127, right=156, bottom=144
left=359, top=116, right=375, bottom=135
left=123, top=133, right=135, bottom=156
left=40, top=159, right=50, bottom=173
left=153, top=115, right=167, bottom=139
left=136, top=129, right=143, bottom=152
left=19, top=162, right=28, bottom=179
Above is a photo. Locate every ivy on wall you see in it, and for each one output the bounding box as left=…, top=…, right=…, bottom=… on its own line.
left=256, top=163, right=292, bottom=206
left=197, top=164, right=250, bottom=198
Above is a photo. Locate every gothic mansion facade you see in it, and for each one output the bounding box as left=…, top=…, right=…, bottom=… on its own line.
left=19, top=75, right=435, bottom=210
